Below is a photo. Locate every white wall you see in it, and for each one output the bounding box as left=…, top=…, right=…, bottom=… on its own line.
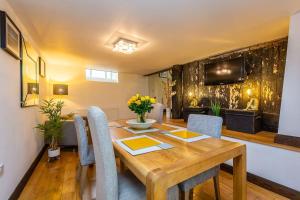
left=46, top=64, right=149, bottom=120
left=278, top=11, right=300, bottom=137
left=222, top=137, right=300, bottom=191
left=0, top=1, right=44, bottom=199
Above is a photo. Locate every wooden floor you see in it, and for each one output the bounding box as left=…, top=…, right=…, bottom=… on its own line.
left=19, top=151, right=288, bottom=200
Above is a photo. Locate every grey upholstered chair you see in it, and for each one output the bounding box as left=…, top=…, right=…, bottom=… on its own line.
left=74, top=114, right=95, bottom=198
left=148, top=103, right=164, bottom=123
left=87, top=106, right=179, bottom=200
left=179, top=114, right=223, bottom=200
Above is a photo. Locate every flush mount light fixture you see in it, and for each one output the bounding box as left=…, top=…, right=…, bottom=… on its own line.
left=113, top=38, right=137, bottom=54
left=104, top=32, right=148, bottom=54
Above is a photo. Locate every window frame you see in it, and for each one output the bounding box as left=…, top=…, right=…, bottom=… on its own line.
left=85, top=68, right=119, bottom=83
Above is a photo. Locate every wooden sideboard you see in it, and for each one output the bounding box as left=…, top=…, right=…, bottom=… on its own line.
left=183, top=107, right=261, bottom=134
left=183, top=107, right=209, bottom=121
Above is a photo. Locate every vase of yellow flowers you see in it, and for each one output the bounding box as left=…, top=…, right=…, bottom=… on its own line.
left=128, top=94, right=156, bottom=123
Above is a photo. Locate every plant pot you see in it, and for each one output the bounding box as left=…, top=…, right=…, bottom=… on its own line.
left=166, top=107, right=171, bottom=119
left=48, top=147, right=60, bottom=158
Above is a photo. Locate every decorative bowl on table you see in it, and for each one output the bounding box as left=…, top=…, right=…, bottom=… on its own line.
left=126, top=119, right=157, bottom=130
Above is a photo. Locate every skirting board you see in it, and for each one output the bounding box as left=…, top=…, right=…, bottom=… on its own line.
left=220, top=163, right=300, bottom=199
left=274, top=134, right=300, bottom=148
left=9, top=145, right=47, bottom=200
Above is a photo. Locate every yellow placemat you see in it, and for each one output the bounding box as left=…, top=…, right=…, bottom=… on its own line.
left=170, top=130, right=202, bottom=139
left=122, top=137, right=160, bottom=151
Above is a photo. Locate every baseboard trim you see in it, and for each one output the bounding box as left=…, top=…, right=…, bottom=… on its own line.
left=274, top=134, right=300, bottom=148
left=9, top=145, right=47, bottom=200
left=220, top=163, right=300, bottom=199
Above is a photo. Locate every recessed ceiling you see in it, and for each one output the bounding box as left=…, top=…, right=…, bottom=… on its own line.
left=8, top=0, right=300, bottom=75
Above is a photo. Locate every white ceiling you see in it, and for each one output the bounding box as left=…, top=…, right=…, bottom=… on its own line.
left=8, top=0, right=300, bottom=75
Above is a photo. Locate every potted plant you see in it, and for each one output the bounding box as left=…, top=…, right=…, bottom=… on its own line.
left=36, top=99, right=64, bottom=160
left=127, top=94, right=156, bottom=123
left=211, top=100, right=221, bottom=116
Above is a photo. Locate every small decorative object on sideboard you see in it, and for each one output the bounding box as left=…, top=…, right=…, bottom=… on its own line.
left=245, top=88, right=259, bottom=110
left=36, top=99, right=64, bottom=162
left=127, top=94, right=157, bottom=129
left=188, top=92, right=200, bottom=108
left=0, top=11, right=21, bottom=59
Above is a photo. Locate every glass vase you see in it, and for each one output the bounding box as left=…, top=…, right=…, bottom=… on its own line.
left=137, top=113, right=146, bottom=123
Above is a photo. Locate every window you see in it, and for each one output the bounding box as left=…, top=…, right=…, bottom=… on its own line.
left=86, top=69, right=118, bottom=83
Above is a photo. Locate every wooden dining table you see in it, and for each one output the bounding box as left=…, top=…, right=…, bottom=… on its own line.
left=109, top=120, right=247, bottom=200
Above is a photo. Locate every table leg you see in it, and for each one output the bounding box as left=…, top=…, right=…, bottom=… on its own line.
left=119, top=159, right=127, bottom=173
left=233, top=147, right=247, bottom=200
left=146, top=169, right=168, bottom=200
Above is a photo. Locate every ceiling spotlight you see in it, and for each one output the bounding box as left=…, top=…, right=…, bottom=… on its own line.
left=113, top=38, right=138, bottom=54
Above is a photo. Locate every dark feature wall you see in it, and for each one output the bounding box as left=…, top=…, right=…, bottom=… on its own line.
left=172, top=38, right=288, bottom=132
left=171, top=65, right=183, bottom=119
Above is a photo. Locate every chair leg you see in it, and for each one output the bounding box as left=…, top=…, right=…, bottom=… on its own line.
left=80, top=166, right=89, bottom=199
left=189, top=189, right=194, bottom=200
left=180, top=189, right=193, bottom=200
left=180, top=190, right=189, bottom=200
left=213, top=175, right=221, bottom=200
left=76, top=162, right=82, bottom=181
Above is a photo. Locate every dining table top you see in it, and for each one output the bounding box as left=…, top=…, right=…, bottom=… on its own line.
left=109, top=119, right=247, bottom=200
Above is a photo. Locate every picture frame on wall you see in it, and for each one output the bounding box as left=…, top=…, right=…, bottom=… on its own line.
left=20, top=36, right=39, bottom=107
left=39, top=57, right=46, bottom=77
left=0, top=11, right=21, bottom=60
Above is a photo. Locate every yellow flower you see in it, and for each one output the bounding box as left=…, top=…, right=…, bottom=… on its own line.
left=135, top=100, right=141, bottom=105
left=141, top=97, right=145, bottom=101
left=150, top=98, right=156, bottom=104
left=145, top=96, right=150, bottom=100
left=131, top=96, right=137, bottom=101
left=127, top=100, right=131, bottom=106
left=136, top=93, right=140, bottom=98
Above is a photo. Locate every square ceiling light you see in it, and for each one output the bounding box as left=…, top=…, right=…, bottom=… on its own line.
left=104, top=32, right=148, bottom=54
left=113, top=38, right=137, bottom=54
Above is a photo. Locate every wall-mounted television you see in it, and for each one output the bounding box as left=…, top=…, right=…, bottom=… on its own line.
left=204, top=57, right=246, bottom=86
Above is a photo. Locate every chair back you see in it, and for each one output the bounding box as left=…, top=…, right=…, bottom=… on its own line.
left=148, top=103, right=164, bottom=123
left=74, top=114, right=90, bottom=165
left=87, top=106, right=118, bottom=200
left=187, top=114, right=223, bottom=138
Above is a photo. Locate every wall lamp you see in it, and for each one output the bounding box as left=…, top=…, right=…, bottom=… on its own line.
left=27, top=83, right=39, bottom=94
left=53, top=84, right=68, bottom=95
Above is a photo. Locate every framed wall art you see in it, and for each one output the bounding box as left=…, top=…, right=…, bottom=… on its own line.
left=39, top=57, right=46, bottom=77
left=0, top=11, right=21, bottom=60
left=21, top=36, right=39, bottom=107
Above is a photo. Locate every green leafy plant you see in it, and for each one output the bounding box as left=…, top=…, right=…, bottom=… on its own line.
left=211, top=100, right=221, bottom=116
left=36, top=99, right=64, bottom=150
